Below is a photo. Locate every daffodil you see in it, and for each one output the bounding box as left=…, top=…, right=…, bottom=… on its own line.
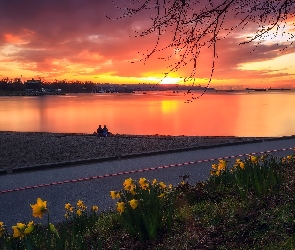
left=12, top=223, right=26, bottom=238
left=65, top=203, right=72, bottom=210
left=250, top=155, right=258, bottom=163
left=12, top=222, right=34, bottom=239
left=77, top=200, right=86, bottom=210
left=159, top=182, right=167, bottom=189
left=91, top=205, right=99, bottom=212
left=239, top=161, right=245, bottom=169
left=76, top=209, right=82, bottom=216
left=30, top=198, right=47, bottom=218
left=158, top=193, right=165, bottom=198
left=0, top=222, right=5, bottom=237
left=110, top=191, right=116, bottom=199
left=211, top=164, right=218, bottom=170
left=218, top=160, right=227, bottom=171
left=117, top=201, right=125, bottom=214
left=152, top=179, right=157, bottom=185
left=139, top=178, right=149, bottom=190
left=129, top=199, right=139, bottom=209
left=77, top=200, right=84, bottom=207
left=130, top=185, right=136, bottom=195
left=110, top=191, right=121, bottom=199
left=123, top=178, right=135, bottom=191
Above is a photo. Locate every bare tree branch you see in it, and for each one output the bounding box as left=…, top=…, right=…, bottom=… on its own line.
left=111, top=0, right=295, bottom=98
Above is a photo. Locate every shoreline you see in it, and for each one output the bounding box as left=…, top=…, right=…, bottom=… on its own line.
left=0, top=131, right=279, bottom=172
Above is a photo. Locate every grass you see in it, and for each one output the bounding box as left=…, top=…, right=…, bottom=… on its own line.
left=1, top=155, right=295, bottom=249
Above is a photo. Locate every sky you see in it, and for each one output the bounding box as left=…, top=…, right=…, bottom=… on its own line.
left=0, top=0, right=295, bottom=88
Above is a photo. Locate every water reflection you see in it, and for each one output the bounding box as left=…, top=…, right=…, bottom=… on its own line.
left=0, top=92, right=295, bottom=136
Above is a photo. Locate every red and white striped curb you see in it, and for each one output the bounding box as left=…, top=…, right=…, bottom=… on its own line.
left=0, top=146, right=294, bottom=194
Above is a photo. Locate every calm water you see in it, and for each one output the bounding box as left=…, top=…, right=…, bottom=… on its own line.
left=1, top=91, right=295, bottom=137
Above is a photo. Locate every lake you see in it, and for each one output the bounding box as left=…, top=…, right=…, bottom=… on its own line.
left=0, top=91, right=295, bottom=137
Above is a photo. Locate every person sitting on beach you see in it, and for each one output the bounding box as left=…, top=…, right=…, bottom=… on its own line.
left=97, top=125, right=103, bottom=137
left=101, top=125, right=108, bottom=137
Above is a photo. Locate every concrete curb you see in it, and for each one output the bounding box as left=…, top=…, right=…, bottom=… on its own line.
left=2, top=135, right=295, bottom=175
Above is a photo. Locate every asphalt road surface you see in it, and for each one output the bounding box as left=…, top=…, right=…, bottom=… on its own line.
left=1, top=137, right=295, bottom=229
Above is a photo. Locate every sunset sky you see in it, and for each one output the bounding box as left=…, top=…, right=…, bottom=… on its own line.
left=1, top=0, right=295, bottom=88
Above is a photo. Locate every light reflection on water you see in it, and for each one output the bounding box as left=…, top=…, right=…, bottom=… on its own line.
left=0, top=91, right=295, bottom=136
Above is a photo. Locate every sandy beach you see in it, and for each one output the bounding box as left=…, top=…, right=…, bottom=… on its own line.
left=0, top=131, right=272, bottom=172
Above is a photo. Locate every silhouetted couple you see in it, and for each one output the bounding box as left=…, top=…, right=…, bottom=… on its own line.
left=97, top=125, right=108, bottom=137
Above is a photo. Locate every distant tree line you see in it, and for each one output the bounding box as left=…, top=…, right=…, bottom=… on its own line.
left=0, top=77, right=216, bottom=94
left=0, top=78, right=108, bottom=93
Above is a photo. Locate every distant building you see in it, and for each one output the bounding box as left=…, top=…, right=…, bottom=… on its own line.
left=24, top=79, right=43, bottom=93
left=24, top=79, right=42, bottom=90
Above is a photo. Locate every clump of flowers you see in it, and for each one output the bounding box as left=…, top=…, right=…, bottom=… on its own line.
left=110, top=177, right=177, bottom=241
left=63, top=200, right=99, bottom=235
left=64, top=200, right=99, bottom=220
left=232, top=158, right=245, bottom=170
left=12, top=222, right=35, bottom=239
left=209, top=154, right=283, bottom=200
left=282, top=154, right=295, bottom=164
left=210, top=159, right=227, bottom=176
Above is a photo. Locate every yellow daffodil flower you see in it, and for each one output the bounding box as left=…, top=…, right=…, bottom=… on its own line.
left=76, top=209, right=82, bottom=216
left=91, top=205, right=99, bottom=212
left=12, top=222, right=34, bottom=238
left=0, top=222, right=5, bottom=237
left=129, top=199, right=139, bottom=209
left=218, top=160, right=227, bottom=171
left=123, top=178, right=134, bottom=190
left=211, top=164, right=218, bottom=170
left=77, top=200, right=86, bottom=210
left=152, top=179, right=157, bottom=185
left=159, top=182, right=167, bottom=189
left=110, top=191, right=120, bottom=199
left=65, top=203, right=72, bottom=210
left=139, top=178, right=149, bottom=190
left=250, top=155, right=258, bottom=163
left=110, top=191, right=116, bottom=199
left=12, top=223, right=26, bottom=238
left=239, top=161, right=245, bottom=169
left=117, top=202, right=125, bottom=214
left=30, top=198, right=47, bottom=218
left=130, top=186, right=136, bottom=195
left=77, top=200, right=84, bottom=207
left=158, top=193, right=165, bottom=198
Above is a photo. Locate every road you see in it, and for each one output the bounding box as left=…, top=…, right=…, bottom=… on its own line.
left=1, top=137, right=295, bottom=229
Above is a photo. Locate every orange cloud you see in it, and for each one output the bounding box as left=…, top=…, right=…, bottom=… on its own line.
left=0, top=0, right=294, bottom=88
